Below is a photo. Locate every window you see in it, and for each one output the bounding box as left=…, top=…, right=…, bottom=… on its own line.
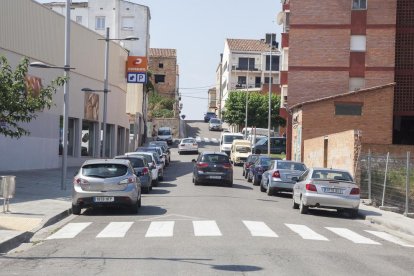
left=154, top=74, right=165, bottom=83
left=59, top=117, right=76, bottom=156
left=349, top=78, right=365, bottom=91
left=238, top=76, right=247, bottom=85
left=76, top=16, right=82, bottom=24
left=158, top=63, right=164, bottom=68
left=265, top=55, right=279, bottom=71
left=238, top=58, right=255, bottom=70
left=335, top=102, right=363, bottom=116
left=122, top=17, right=134, bottom=30
left=95, top=16, right=105, bottom=30
left=352, top=0, right=367, bottom=10
left=81, top=120, right=96, bottom=156
left=350, top=35, right=366, bottom=52
left=264, top=77, right=274, bottom=84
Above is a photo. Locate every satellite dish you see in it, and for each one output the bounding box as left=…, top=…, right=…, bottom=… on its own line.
left=276, top=12, right=285, bottom=25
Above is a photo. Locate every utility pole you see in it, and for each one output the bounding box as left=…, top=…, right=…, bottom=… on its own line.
left=244, top=58, right=250, bottom=139
left=218, top=54, right=223, bottom=119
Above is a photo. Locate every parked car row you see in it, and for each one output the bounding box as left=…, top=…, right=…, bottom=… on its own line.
left=242, top=154, right=360, bottom=218
left=71, top=141, right=173, bottom=215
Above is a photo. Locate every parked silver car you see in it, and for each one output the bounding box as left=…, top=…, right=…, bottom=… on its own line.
left=292, top=168, right=360, bottom=217
left=72, top=159, right=141, bottom=215
left=260, top=160, right=307, bottom=196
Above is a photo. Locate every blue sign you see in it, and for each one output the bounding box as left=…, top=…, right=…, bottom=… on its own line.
left=127, top=72, right=147, bottom=84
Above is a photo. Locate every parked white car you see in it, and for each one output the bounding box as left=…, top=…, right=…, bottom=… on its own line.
left=178, top=138, right=198, bottom=154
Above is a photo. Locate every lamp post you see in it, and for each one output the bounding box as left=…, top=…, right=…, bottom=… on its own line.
left=29, top=0, right=73, bottom=191
left=97, top=27, right=138, bottom=157
left=244, top=58, right=250, bottom=139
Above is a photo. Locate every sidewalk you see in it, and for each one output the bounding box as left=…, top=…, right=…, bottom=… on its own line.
left=0, top=167, right=414, bottom=252
left=0, top=167, right=76, bottom=253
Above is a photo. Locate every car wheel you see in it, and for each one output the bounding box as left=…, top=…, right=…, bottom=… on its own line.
left=292, top=197, right=299, bottom=209
left=266, top=184, right=273, bottom=196
left=72, top=204, right=81, bottom=215
left=152, top=178, right=159, bottom=187
left=253, top=175, right=260, bottom=186
left=260, top=181, right=266, bottom=192
left=299, top=197, right=308, bottom=214
left=137, top=196, right=141, bottom=208
left=194, top=178, right=200, bottom=185
left=247, top=172, right=252, bottom=183
left=149, top=185, right=153, bottom=191
left=348, top=208, right=359, bottom=218
left=227, top=180, right=233, bottom=187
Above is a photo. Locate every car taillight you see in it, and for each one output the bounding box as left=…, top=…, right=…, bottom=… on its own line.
left=193, top=143, right=198, bottom=146
left=305, top=183, right=317, bottom=192
left=142, top=167, right=149, bottom=175
left=197, top=162, right=209, bottom=168
left=223, top=163, right=232, bottom=169
left=74, top=178, right=88, bottom=185
left=350, top=188, right=360, bottom=195
left=120, top=177, right=134, bottom=184
left=272, top=170, right=281, bottom=178
left=245, top=163, right=251, bottom=168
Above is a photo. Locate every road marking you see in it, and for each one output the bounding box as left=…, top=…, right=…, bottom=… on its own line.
left=47, top=223, right=91, bottom=239
left=204, top=138, right=210, bottom=142
left=211, top=138, right=218, bottom=143
left=326, top=227, right=380, bottom=244
left=193, top=220, right=222, bottom=236
left=96, top=222, right=134, bottom=238
left=145, top=221, right=175, bottom=237
left=196, top=137, right=202, bottom=142
left=285, top=224, right=329, bottom=241
left=243, top=221, right=278, bottom=237
left=365, top=230, right=414, bottom=247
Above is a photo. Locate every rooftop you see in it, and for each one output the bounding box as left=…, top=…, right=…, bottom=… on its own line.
left=227, top=39, right=278, bottom=53
left=150, top=48, right=177, bottom=58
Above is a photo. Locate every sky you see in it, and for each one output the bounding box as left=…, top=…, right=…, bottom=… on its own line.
left=37, top=0, right=283, bottom=120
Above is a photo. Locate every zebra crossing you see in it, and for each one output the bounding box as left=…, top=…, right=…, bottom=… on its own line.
left=194, top=137, right=219, bottom=143
left=46, top=220, right=414, bottom=248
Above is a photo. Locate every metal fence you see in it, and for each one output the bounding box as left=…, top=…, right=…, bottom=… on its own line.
left=358, top=151, right=413, bottom=215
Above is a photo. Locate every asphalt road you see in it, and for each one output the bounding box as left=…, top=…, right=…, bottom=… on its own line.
left=0, top=121, right=413, bottom=276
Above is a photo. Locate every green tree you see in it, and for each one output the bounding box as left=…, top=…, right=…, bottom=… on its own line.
left=222, top=91, right=285, bottom=129
left=0, top=56, right=66, bottom=138
left=148, top=91, right=175, bottom=118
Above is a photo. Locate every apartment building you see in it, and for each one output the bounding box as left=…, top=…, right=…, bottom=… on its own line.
left=207, top=88, right=217, bottom=113
left=278, top=0, right=414, bottom=160
left=219, top=35, right=281, bottom=113
left=44, top=0, right=151, bottom=149
left=148, top=48, right=180, bottom=117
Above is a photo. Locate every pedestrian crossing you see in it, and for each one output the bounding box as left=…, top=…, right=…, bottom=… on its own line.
left=46, top=220, right=414, bottom=248
left=195, top=137, right=219, bottom=144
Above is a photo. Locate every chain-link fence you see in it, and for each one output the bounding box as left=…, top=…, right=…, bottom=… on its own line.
left=358, top=151, right=414, bottom=214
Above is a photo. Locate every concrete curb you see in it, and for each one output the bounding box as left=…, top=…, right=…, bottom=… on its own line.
left=0, top=207, right=72, bottom=253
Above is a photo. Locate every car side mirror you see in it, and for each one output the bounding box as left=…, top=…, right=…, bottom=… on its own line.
left=192, top=159, right=196, bottom=163
left=292, top=176, right=299, bottom=182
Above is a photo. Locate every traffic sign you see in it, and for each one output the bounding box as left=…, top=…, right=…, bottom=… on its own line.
left=127, top=72, right=147, bottom=84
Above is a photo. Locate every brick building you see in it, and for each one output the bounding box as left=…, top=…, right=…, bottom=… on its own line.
left=148, top=48, right=178, bottom=99
left=278, top=0, right=413, bottom=160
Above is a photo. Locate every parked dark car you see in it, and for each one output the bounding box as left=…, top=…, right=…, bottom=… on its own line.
left=243, top=154, right=260, bottom=179
left=247, top=156, right=281, bottom=186
left=204, top=112, right=217, bottom=122
left=192, top=152, right=233, bottom=186
left=252, top=137, right=286, bottom=154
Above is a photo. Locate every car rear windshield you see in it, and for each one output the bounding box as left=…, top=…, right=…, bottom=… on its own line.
left=117, top=157, right=145, bottom=168
left=201, top=154, right=229, bottom=163
left=134, top=154, right=152, bottom=163
left=236, top=146, right=250, bottom=153
left=277, top=162, right=306, bottom=171
left=260, top=158, right=272, bottom=166
left=158, top=129, right=171, bottom=135
left=247, top=155, right=259, bottom=162
left=224, top=135, right=243, bottom=143
left=312, top=170, right=353, bottom=182
left=82, top=164, right=128, bottom=178
left=210, top=119, right=221, bottom=124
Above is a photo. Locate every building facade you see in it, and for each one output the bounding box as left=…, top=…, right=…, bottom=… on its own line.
left=207, top=88, right=217, bottom=113
left=44, top=0, right=151, bottom=150
left=219, top=35, right=281, bottom=114
left=278, top=0, right=413, bottom=159
left=0, top=0, right=130, bottom=171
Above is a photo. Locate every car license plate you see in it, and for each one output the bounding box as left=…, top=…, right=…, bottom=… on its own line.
left=94, top=196, right=114, bottom=202
left=209, top=176, right=221, bottom=179
left=322, top=188, right=344, bottom=194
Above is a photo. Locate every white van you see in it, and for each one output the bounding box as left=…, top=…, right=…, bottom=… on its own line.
left=230, top=140, right=252, bottom=165
left=220, top=132, right=244, bottom=156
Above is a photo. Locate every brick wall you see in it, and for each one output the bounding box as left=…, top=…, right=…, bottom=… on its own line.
left=362, top=143, right=414, bottom=156
left=366, top=29, right=396, bottom=68
left=366, top=0, right=397, bottom=25
left=148, top=57, right=177, bottom=97
left=290, top=0, right=350, bottom=25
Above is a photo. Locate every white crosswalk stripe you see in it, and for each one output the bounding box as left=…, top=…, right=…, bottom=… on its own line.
left=193, top=220, right=222, bottom=236
left=211, top=138, right=218, bottom=143
left=243, top=221, right=278, bottom=237
left=365, top=230, right=414, bottom=247
left=204, top=138, right=210, bottom=142
left=285, top=224, right=329, bottom=241
left=196, top=137, right=202, bottom=142
left=145, top=221, right=175, bottom=237
left=326, top=227, right=381, bottom=245
left=47, top=222, right=91, bottom=240
left=96, top=222, right=134, bottom=238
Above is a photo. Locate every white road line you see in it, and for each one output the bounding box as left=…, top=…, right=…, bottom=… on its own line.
left=145, top=221, right=175, bottom=237
left=365, top=230, right=414, bottom=247
left=326, top=227, right=381, bottom=244
left=196, top=137, right=202, bottom=142
left=243, top=221, right=278, bottom=237
left=193, top=220, right=222, bottom=236
left=96, top=222, right=134, bottom=238
left=47, top=222, right=91, bottom=239
left=204, top=138, right=210, bottom=142
left=211, top=138, right=218, bottom=143
left=285, top=224, right=329, bottom=241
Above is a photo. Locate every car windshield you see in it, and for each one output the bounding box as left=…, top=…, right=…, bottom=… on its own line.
left=277, top=162, right=306, bottom=171
left=210, top=119, right=221, bottom=124
left=201, top=154, right=229, bottom=164
left=116, top=157, right=145, bottom=168
left=158, top=129, right=171, bottom=135
left=255, top=138, right=267, bottom=145
left=224, top=135, right=243, bottom=143
left=82, top=164, right=128, bottom=178
left=236, top=146, right=251, bottom=153
left=312, top=170, right=353, bottom=182
left=259, top=158, right=272, bottom=166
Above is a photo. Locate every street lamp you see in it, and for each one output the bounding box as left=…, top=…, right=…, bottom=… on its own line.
left=97, top=27, right=138, bottom=158
left=244, top=59, right=250, bottom=139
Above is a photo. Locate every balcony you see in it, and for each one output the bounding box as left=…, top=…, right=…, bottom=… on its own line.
left=231, top=65, right=260, bottom=72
